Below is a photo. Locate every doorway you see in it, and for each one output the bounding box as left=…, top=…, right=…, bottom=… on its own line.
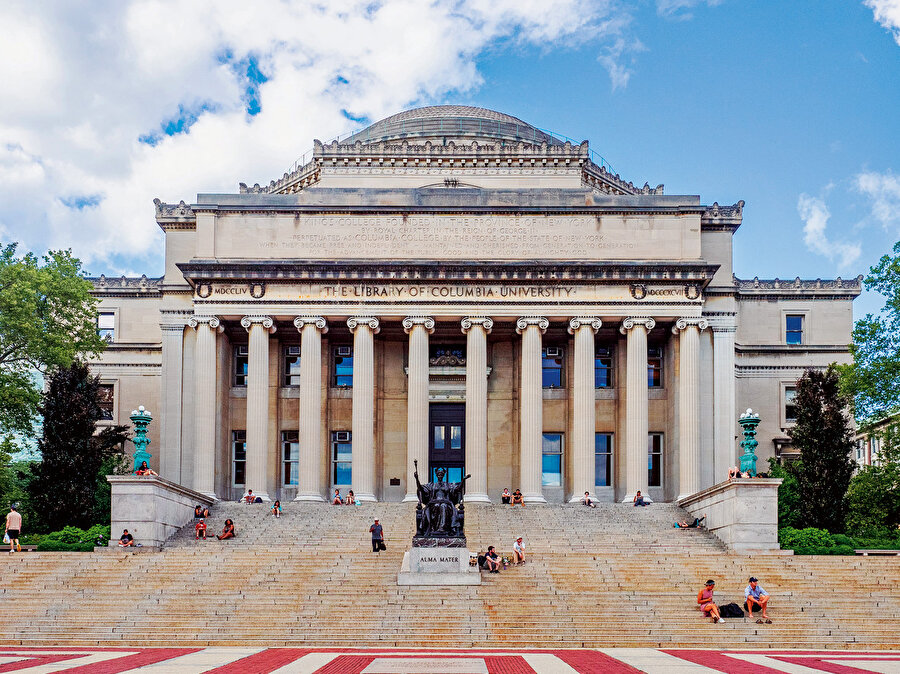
left=429, top=403, right=465, bottom=483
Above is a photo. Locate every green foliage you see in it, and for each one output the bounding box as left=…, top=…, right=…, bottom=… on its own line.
left=0, top=243, right=105, bottom=437
left=32, top=523, right=110, bottom=551
left=767, top=458, right=802, bottom=529
left=27, top=363, right=129, bottom=531
left=779, top=526, right=835, bottom=550
left=788, top=366, right=857, bottom=532
left=845, top=423, right=900, bottom=537
left=92, top=453, right=132, bottom=525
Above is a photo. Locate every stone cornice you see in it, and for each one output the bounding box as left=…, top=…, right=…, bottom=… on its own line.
left=700, top=201, right=744, bottom=232
left=89, top=275, right=162, bottom=297
left=153, top=199, right=196, bottom=231
left=734, top=274, right=863, bottom=299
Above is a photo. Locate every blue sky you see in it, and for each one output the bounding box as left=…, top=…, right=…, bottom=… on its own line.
left=1, top=0, right=898, bottom=316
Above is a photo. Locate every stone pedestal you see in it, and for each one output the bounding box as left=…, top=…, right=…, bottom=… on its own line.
left=398, top=547, right=481, bottom=586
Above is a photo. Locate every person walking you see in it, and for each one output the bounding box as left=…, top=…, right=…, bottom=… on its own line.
left=370, top=518, right=384, bottom=553
left=5, top=504, right=22, bottom=554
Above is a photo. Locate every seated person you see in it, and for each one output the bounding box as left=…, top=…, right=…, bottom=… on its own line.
left=201, top=506, right=210, bottom=518
left=697, top=579, right=723, bottom=623
left=633, top=490, right=649, bottom=506
left=484, top=546, right=502, bottom=573
left=241, top=489, right=254, bottom=504
left=675, top=515, right=706, bottom=529
left=194, top=505, right=203, bottom=519
left=511, top=489, right=525, bottom=506
left=271, top=500, right=282, bottom=518
left=134, top=461, right=158, bottom=476
left=344, top=490, right=356, bottom=505
left=195, top=518, right=207, bottom=540
left=332, top=489, right=342, bottom=505
left=512, top=537, right=526, bottom=565
left=216, top=519, right=235, bottom=540
left=745, top=577, right=771, bottom=623
left=728, top=466, right=740, bottom=480
left=741, top=470, right=752, bottom=479
left=118, top=529, right=134, bottom=547
left=501, top=488, right=511, bottom=504
left=582, top=491, right=597, bottom=508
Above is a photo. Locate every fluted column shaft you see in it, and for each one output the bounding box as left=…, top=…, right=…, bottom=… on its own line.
left=160, top=322, right=186, bottom=483
left=295, top=317, right=328, bottom=502
left=403, top=317, right=434, bottom=502
left=675, top=318, right=707, bottom=499
left=517, top=317, right=549, bottom=503
left=568, top=318, right=601, bottom=502
left=242, top=316, right=275, bottom=502
left=621, top=317, right=655, bottom=502
left=190, top=316, right=220, bottom=498
left=713, top=324, right=737, bottom=481
left=349, top=316, right=379, bottom=502
left=463, top=317, right=493, bottom=503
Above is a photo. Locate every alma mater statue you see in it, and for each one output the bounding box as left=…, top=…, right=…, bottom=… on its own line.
left=413, top=459, right=470, bottom=541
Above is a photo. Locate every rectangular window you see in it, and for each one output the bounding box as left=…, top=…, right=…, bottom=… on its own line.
left=98, top=384, right=114, bottom=420
left=232, top=430, right=246, bottom=486
left=542, top=433, right=563, bottom=486
left=647, top=346, right=663, bottom=388
left=233, top=345, right=249, bottom=387
left=284, top=346, right=301, bottom=386
left=333, top=346, right=353, bottom=387
left=786, top=315, right=804, bottom=345
left=595, top=433, right=613, bottom=487
left=542, top=346, right=564, bottom=388
left=97, top=312, right=115, bottom=342
left=785, top=386, right=798, bottom=423
left=282, top=430, right=299, bottom=486
left=332, top=431, right=352, bottom=485
left=595, top=346, right=614, bottom=388
left=648, top=433, right=663, bottom=487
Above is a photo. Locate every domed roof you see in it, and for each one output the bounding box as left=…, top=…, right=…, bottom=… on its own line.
left=342, top=105, right=564, bottom=147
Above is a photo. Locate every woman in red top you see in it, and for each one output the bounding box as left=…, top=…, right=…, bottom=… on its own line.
left=697, top=579, right=723, bottom=623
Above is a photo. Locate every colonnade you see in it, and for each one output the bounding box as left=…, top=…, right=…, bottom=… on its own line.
left=187, top=313, right=723, bottom=502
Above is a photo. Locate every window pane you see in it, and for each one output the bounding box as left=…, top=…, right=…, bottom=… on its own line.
left=785, top=386, right=798, bottom=422
left=334, top=462, right=352, bottom=485
left=450, top=426, right=462, bottom=449
left=647, top=434, right=662, bottom=487
left=234, top=347, right=249, bottom=386
left=434, top=426, right=445, bottom=449
left=234, top=463, right=246, bottom=485
left=647, top=347, right=662, bottom=388
left=334, top=442, right=352, bottom=463
left=284, top=352, right=301, bottom=386
left=542, top=349, right=564, bottom=388
left=595, top=452, right=612, bottom=487
left=232, top=430, right=246, bottom=486
left=786, top=315, right=803, bottom=344
left=97, top=313, right=115, bottom=341
left=595, top=347, right=613, bottom=388
left=334, top=348, right=353, bottom=386
left=542, top=433, right=563, bottom=454
left=98, top=384, right=114, bottom=420
left=542, top=454, right=562, bottom=486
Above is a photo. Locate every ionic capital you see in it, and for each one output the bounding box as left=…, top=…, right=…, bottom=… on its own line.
left=347, top=316, right=380, bottom=334
left=402, top=316, right=435, bottom=334
left=293, top=316, right=328, bottom=334
left=240, top=315, right=276, bottom=333
left=672, top=317, right=709, bottom=334
left=516, top=316, right=549, bottom=334
left=568, top=317, right=602, bottom=335
left=461, top=316, right=493, bottom=335
left=189, top=315, right=223, bottom=332
left=619, top=317, right=656, bottom=335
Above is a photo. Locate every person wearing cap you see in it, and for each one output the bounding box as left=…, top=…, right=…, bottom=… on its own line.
left=745, top=577, right=771, bottom=623
left=370, top=518, right=384, bottom=553
left=512, top=537, right=526, bottom=565
left=697, top=579, right=724, bottom=623
left=195, top=518, right=207, bottom=540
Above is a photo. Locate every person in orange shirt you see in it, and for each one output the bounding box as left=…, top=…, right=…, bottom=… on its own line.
left=195, top=518, right=207, bottom=540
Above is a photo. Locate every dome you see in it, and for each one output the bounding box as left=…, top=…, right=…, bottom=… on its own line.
left=342, top=105, right=564, bottom=147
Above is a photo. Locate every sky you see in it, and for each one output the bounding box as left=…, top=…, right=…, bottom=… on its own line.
left=1, top=0, right=899, bottom=317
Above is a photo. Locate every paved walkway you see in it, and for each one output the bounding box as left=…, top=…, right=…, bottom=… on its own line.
left=0, top=648, right=898, bottom=673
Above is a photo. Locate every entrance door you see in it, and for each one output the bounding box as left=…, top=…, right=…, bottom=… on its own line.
left=429, top=403, right=465, bottom=483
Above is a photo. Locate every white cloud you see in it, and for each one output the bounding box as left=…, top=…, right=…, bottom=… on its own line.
left=0, top=0, right=639, bottom=272
left=864, top=0, right=900, bottom=45
left=856, top=170, right=900, bottom=231
left=797, top=194, right=862, bottom=270
left=657, top=0, right=722, bottom=19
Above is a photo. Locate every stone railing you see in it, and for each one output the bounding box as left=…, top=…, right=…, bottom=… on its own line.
left=107, top=475, right=215, bottom=548
left=677, top=478, right=784, bottom=553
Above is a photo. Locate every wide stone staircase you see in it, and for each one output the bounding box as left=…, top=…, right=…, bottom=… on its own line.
left=1, top=500, right=899, bottom=648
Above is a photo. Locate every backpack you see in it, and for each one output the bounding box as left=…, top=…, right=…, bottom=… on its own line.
left=719, top=602, right=745, bottom=618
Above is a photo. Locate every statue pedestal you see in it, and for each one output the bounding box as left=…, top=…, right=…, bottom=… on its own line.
left=398, top=547, right=481, bottom=586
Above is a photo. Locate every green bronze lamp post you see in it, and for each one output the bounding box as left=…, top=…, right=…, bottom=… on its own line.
left=738, top=408, right=760, bottom=476
left=130, top=405, right=153, bottom=472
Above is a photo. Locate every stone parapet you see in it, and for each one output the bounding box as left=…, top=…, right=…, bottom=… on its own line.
left=107, top=475, right=214, bottom=548
left=677, top=478, right=784, bottom=553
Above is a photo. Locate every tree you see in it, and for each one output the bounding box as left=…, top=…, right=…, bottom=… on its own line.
left=0, top=243, right=105, bottom=437
left=838, top=240, right=900, bottom=421
left=845, top=423, right=900, bottom=538
left=767, top=457, right=802, bottom=530
left=27, top=363, right=129, bottom=531
left=788, top=365, right=857, bottom=532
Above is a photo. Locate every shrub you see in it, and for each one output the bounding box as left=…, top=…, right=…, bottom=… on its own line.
left=831, top=533, right=854, bottom=547
left=37, top=539, right=94, bottom=552
left=31, top=523, right=109, bottom=551
left=779, top=526, right=835, bottom=551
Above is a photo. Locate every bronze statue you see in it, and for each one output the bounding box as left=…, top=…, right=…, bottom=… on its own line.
left=413, top=459, right=470, bottom=538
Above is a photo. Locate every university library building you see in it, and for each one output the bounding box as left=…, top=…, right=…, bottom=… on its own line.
left=89, top=106, right=860, bottom=505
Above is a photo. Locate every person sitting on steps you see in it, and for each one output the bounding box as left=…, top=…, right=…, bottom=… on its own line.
left=118, top=529, right=134, bottom=548
left=501, top=488, right=511, bottom=504
left=745, top=576, right=772, bottom=623
left=195, top=518, right=207, bottom=540
left=271, top=500, right=282, bottom=518
left=484, top=546, right=502, bottom=573
left=582, top=491, right=597, bottom=508
left=344, top=490, right=356, bottom=505
left=511, top=489, right=525, bottom=506
left=697, top=579, right=724, bottom=623
left=134, top=461, right=158, bottom=476
left=194, top=505, right=203, bottom=518
left=332, top=489, right=342, bottom=505
left=241, top=489, right=254, bottom=504
left=216, top=519, right=235, bottom=540
left=728, top=466, right=740, bottom=480
left=512, top=537, right=526, bottom=565
left=633, top=490, right=649, bottom=506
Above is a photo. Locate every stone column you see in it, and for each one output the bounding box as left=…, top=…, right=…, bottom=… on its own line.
left=620, top=317, right=655, bottom=502
left=348, top=316, right=380, bottom=502
left=159, top=321, right=186, bottom=483
left=188, top=316, right=222, bottom=498
left=568, top=317, right=602, bottom=502
left=293, top=316, right=328, bottom=502
left=462, top=316, right=493, bottom=503
left=713, top=323, right=737, bottom=481
left=516, top=317, right=549, bottom=503
left=673, top=318, right=708, bottom=499
left=241, top=315, right=276, bottom=502
left=403, top=316, right=434, bottom=502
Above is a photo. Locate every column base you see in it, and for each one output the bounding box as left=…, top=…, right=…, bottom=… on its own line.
left=523, top=493, right=546, bottom=504
left=463, top=493, right=492, bottom=504
left=568, top=493, right=593, bottom=504
left=355, top=492, right=377, bottom=502
left=402, top=493, right=419, bottom=503
left=251, top=492, right=272, bottom=503
left=293, top=493, right=326, bottom=502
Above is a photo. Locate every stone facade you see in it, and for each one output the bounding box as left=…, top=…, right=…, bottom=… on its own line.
left=89, top=106, right=861, bottom=503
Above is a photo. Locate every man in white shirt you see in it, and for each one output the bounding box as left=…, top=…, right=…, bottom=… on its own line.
left=5, top=505, right=22, bottom=554
left=745, top=576, right=771, bottom=622
left=512, top=537, right=526, bottom=565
